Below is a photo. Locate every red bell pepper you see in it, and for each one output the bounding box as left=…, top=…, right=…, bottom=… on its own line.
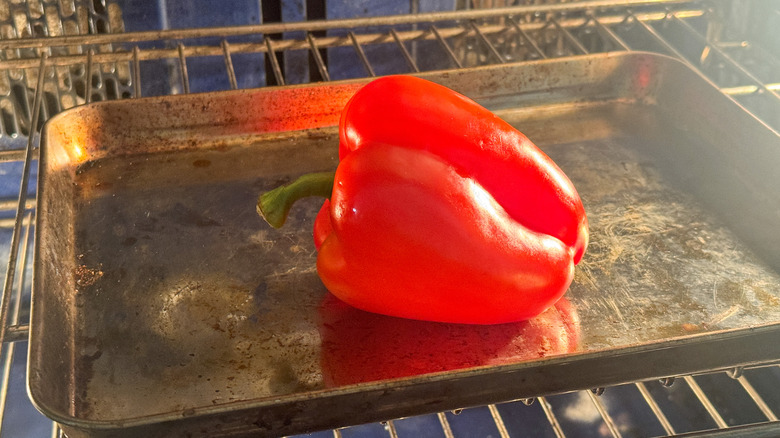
left=258, top=75, right=588, bottom=324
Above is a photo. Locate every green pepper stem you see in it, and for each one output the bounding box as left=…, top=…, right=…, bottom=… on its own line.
left=257, top=171, right=336, bottom=228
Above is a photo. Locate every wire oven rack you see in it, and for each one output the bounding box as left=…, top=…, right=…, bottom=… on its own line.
left=0, top=0, right=779, bottom=436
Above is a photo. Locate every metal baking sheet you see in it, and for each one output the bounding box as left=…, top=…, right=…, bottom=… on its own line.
left=30, top=53, right=780, bottom=437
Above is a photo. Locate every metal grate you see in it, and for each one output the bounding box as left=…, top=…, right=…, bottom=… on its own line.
left=0, top=0, right=128, bottom=147
left=0, top=0, right=778, bottom=436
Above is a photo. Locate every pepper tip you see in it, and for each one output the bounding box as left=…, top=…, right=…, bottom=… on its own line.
left=257, top=187, right=290, bottom=229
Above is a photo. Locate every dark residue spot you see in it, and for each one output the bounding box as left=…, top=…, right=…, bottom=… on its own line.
left=253, top=282, right=268, bottom=301
left=213, top=141, right=230, bottom=152
left=193, top=159, right=211, bottom=168
left=135, top=216, right=161, bottom=233
left=162, top=203, right=222, bottom=227
left=74, top=160, right=100, bottom=175
left=122, top=236, right=137, bottom=246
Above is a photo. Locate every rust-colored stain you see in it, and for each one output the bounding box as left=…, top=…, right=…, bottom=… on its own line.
left=243, top=84, right=361, bottom=133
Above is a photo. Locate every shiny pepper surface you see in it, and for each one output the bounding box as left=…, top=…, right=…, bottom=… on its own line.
left=259, top=75, right=588, bottom=324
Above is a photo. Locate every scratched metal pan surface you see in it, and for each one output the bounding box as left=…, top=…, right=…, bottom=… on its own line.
left=29, top=52, right=780, bottom=437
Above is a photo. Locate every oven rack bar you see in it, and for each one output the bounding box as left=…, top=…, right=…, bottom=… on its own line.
left=0, top=9, right=709, bottom=69
left=316, top=367, right=780, bottom=438
left=0, top=0, right=717, bottom=50
left=0, top=0, right=778, bottom=436
left=0, top=3, right=776, bottom=143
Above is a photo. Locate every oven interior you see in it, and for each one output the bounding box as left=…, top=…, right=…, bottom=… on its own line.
left=0, top=0, right=779, bottom=437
